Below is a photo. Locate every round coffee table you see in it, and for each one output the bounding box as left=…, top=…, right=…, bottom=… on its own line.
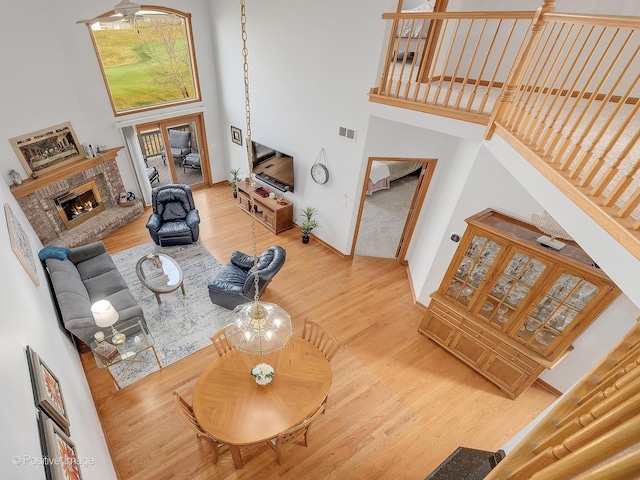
left=135, top=253, right=185, bottom=305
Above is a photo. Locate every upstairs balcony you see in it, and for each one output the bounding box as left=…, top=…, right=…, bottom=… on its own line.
left=370, top=1, right=640, bottom=261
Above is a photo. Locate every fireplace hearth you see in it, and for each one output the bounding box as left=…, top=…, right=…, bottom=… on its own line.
left=55, top=180, right=105, bottom=229
left=10, top=148, right=144, bottom=247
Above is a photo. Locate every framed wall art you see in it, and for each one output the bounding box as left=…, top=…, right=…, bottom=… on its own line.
left=231, top=126, right=243, bottom=146
left=4, top=203, right=39, bottom=286
left=27, top=346, right=70, bottom=435
left=9, top=121, right=83, bottom=176
left=38, top=413, right=83, bottom=480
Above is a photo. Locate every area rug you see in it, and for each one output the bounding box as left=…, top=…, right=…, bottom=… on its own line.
left=108, top=241, right=231, bottom=387
left=355, top=175, right=418, bottom=258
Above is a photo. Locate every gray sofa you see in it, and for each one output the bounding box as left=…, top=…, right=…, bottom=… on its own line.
left=43, top=241, right=146, bottom=346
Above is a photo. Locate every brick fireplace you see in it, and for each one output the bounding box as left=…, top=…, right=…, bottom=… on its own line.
left=10, top=148, right=144, bottom=248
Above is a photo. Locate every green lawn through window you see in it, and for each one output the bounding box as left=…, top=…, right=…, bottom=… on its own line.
left=92, top=13, right=198, bottom=113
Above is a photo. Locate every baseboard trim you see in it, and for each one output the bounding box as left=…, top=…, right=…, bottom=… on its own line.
left=534, top=379, right=563, bottom=397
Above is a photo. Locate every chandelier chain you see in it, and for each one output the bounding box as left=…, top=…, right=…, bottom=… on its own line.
left=241, top=0, right=260, bottom=303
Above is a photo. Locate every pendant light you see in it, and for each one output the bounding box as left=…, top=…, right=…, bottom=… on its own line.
left=224, top=0, right=293, bottom=355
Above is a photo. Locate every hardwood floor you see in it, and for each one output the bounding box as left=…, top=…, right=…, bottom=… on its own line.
left=82, top=184, right=556, bottom=479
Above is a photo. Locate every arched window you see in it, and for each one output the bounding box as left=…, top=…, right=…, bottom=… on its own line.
left=83, top=7, right=200, bottom=116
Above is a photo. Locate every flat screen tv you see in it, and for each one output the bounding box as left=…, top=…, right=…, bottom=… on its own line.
left=251, top=141, right=294, bottom=193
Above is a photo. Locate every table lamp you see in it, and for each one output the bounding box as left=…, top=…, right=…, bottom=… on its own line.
left=91, top=299, right=126, bottom=345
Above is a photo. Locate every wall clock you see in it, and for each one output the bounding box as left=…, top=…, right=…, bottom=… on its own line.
left=311, top=163, right=329, bottom=184
left=311, top=148, right=329, bottom=184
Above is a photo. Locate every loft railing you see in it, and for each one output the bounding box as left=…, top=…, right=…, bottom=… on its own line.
left=371, top=3, right=640, bottom=261
left=488, top=10, right=640, bottom=261
left=371, top=10, right=536, bottom=123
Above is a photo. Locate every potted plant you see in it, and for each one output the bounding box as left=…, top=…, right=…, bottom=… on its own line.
left=299, top=206, right=319, bottom=244
left=229, top=168, right=242, bottom=198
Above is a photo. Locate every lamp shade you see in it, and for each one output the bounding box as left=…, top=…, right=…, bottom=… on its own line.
left=225, top=301, right=293, bottom=355
left=91, top=300, right=119, bottom=328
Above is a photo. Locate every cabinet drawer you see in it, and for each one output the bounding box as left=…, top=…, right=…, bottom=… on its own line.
left=419, top=312, right=457, bottom=346
left=450, top=331, right=490, bottom=367
left=430, top=302, right=463, bottom=326
left=263, top=211, right=275, bottom=228
left=495, top=343, right=539, bottom=373
left=482, top=353, right=529, bottom=396
left=459, top=321, right=499, bottom=348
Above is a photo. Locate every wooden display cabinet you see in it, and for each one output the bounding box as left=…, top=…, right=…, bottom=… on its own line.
left=418, top=208, right=620, bottom=398
left=237, top=182, right=293, bottom=234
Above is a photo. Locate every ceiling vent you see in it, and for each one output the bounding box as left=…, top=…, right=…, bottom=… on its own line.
left=338, top=127, right=357, bottom=141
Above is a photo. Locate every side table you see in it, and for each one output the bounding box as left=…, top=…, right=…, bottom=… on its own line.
left=91, top=320, right=161, bottom=389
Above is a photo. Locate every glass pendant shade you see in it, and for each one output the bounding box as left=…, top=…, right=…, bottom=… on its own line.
left=225, top=301, right=293, bottom=355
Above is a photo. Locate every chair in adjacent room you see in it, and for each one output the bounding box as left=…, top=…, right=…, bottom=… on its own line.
left=266, top=402, right=326, bottom=464
left=146, top=184, right=200, bottom=246
left=146, top=166, right=159, bottom=185
left=208, top=246, right=286, bottom=310
left=162, top=129, right=192, bottom=166
left=302, top=319, right=340, bottom=362
left=210, top=328, right=235, bottom=357
left=173, top=391, right=226, bottom=464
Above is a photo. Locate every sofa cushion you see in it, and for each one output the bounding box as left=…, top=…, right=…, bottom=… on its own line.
left=75, top=252, right=122, bottom=282
left=83, top=269, right=129, bottom=300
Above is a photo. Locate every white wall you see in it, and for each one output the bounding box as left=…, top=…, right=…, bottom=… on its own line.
left=0, top=185, right=116, bottom=479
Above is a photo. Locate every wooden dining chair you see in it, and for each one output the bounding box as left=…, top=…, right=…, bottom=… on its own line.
left=266, top=402, right=326, bottom=464
left=302, top=319, right=339, bottom=362
left=173, top=391, right=226, bottom=464
left=210, top=328, right=235, bottom=357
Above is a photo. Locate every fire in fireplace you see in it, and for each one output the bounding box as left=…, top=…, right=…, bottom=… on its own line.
left=54, top=180, right=105, bottom=229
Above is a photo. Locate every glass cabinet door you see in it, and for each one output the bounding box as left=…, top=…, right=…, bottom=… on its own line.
left=477, top=249, right=550, bottom=330
left=514, top=273, right=600, bottom=354
left=445, top=234, right=503, bottom=307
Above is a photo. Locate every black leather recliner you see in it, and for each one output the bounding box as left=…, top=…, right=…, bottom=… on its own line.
left=146, top=184, right=200, bottom=246
left=208, top=246, right=286, bottom=310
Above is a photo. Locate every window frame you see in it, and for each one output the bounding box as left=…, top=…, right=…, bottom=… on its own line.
left=84, top=6, right=201, bottom=117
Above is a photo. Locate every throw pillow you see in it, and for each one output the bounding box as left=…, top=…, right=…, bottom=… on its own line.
left=38, top=245, right=72, bottom=261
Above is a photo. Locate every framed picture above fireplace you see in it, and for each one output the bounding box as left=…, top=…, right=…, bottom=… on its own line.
left=9, top=121, right=83, bottom=176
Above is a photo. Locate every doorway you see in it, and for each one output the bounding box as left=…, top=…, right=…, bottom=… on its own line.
left=352, top=157, right=436, bottom=263
left=135, top=112, right=210, bottom=190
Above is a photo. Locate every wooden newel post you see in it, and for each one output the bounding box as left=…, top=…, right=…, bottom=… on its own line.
left=484, top=0, right=556, bottom=139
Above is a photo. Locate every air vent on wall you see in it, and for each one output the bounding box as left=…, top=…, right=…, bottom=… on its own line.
left=338, top=126, right=357, bottom=141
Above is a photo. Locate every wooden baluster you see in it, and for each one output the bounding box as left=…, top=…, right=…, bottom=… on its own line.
left=595, top=129, right=640, bottom=199
left=567, top=46, right=640, bottom=180
left=485, top=0, right=556, bottom=139
left=536, top=390, right=640, bottom=454
left=528, top=414, right=640, bottom=480
left=459, top=18, right=489, bottom=110
left=522, top=23, right=577, bottom=143
left=556, top=29, right=633, bottom=172
left=529, top=24, right=587, bottom=148
left=543, top=27, right=624, bottom=163
left=580, top=94, right=640, bottom=188
left=575, top=448, right=640, bottom=480
left=444, top=18, right=474, bottom=106
left=433, top=18, right=461, bottom=106
left=477, top=19, right=520, bottom=113
left=506, top=24, right=553, bottom=132
left=419, top=18, right=449, bottom=103
left=536, top=25, right=600, bottom=153
left=517, top=23, right=566, bottom=139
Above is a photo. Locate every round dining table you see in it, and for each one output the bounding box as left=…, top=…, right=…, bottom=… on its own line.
left=193, top=336, right=332, bottom=468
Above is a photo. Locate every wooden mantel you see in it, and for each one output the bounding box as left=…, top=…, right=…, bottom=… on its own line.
left=9, top=147, right=123, bottom=199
